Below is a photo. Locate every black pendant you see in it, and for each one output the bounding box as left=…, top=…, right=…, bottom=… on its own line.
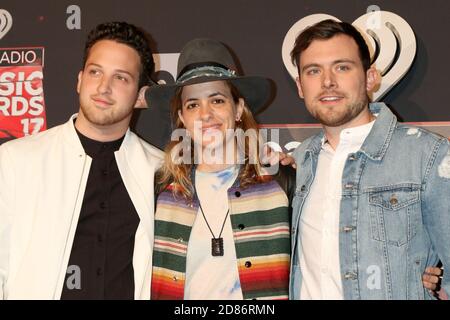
left=211, top=237, right=224, bottom=256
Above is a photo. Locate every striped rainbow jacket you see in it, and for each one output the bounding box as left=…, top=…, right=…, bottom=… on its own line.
left=151, top=175, right=291, bottom=300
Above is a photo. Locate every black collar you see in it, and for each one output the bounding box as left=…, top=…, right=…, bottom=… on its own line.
left=75, top=126, right=125, bottom=158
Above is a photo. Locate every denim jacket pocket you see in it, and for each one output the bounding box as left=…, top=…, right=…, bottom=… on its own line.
left=368, top=184, right=421, bottom=247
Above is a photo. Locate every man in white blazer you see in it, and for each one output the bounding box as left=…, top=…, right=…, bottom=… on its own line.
left=0, top=22, right=163, bottom=299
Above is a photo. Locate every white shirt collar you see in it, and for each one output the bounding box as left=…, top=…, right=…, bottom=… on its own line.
left=321, top=120, right=376, bottom=151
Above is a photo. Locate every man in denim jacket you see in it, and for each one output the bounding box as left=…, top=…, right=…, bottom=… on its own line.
left=289, top=19, right=450, bottom=299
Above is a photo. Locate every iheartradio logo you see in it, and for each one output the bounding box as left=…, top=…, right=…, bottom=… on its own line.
left=0, top=9, right=13, bottom=40
left=281, top=9, right=416, bottom=101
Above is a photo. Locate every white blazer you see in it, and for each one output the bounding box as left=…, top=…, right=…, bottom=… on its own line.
left=0, top=115, right=164, bottom=299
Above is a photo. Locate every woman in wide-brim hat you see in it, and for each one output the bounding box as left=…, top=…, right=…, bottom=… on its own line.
left=149, top=38, right=293, bottom=300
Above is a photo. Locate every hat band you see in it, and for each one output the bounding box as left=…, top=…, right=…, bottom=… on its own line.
left=177, top=65, right=236, bottom=84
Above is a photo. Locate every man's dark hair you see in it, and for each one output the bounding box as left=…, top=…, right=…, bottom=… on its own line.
left=83, top=21, right=155, bottom=88
left=290, top=19, right=371, bottom=74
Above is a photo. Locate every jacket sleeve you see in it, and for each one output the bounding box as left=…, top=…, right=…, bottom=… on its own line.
left=275, top=165, right=296, bottom=205
left=274, top=165, right=297, bottom=227
left=0, top=145, right=13, bottom=299
left=422, top=138, right=450, bottom=297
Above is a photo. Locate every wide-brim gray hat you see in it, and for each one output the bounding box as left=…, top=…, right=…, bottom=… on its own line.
left=146, top=38, right=273, bottom=117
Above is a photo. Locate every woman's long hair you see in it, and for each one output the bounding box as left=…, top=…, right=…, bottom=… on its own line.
left=157, top=80, right=265, bottom=200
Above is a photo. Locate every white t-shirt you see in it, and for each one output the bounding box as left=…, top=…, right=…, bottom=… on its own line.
left=184, top=165, right=243, bottom=300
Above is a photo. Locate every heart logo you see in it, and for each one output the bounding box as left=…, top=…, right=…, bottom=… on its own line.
left=282, top=10, right=416, bottom=101
left=0, top=9, right=13, bottom=40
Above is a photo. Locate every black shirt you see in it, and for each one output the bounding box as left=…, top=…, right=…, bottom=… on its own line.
left=61, top=129, right=140, bottom=299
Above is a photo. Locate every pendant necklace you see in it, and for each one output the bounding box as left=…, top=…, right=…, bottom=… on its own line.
left=196, top=199, right=229, bottom=257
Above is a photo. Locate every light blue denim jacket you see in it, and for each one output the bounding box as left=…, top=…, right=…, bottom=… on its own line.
left=290, top=103, right=450, bottom=299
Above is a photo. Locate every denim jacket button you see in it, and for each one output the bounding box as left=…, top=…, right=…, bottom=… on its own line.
left=349, top=155, right=356, bottom=161
left=300, top=185, right=306, bottom=192
left=344, top=183, right=354, bottom=189
left=390, top=197, right=398, bottom=205
left=344, top=272, right=357, bottom=280
left=343, top=226, right=355, bottom=232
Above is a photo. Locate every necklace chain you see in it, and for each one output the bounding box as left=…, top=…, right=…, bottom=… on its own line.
left=197, top=199, right=229, bottom=240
